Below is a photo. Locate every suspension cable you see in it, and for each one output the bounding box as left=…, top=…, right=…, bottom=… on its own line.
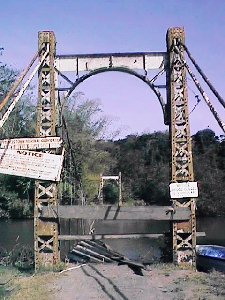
left=0, top=50, right=49, bottom=128
left=0, top=50, right=39, bottom=113
left=186, top=79, right=202, bottom=115
left=176, top=48, right=225, bottom=133
left=185, top=64, right=225, bottom=132
left=189, top=95, right=201, bottom=115
left=61, top=113, right=85, bottom=204
left=180, top=42, right=225, bottom=110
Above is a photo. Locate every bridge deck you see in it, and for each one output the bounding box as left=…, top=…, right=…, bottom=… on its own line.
left=40, top=205, right=190, bottom=221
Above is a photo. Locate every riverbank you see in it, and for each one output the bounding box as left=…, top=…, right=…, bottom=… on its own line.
left=2, top=263, right=225, bottom=300
left=0, top=265, right=54, bottom=300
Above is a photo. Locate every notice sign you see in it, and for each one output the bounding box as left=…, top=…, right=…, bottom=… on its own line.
left=170, top=182, right=198, bottom=199
left=0, top=149, right=64, bottom=181
left=0, top=137, right=62, bottom=150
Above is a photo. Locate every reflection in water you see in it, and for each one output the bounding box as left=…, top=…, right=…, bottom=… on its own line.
left=0, top=219, right=33, bottom=251
left=197, top=217, right=225, bottom=247
left=0, top=217, right=225, bottom=262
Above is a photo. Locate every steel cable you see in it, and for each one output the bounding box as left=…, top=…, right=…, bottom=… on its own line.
left=180, top=42, right=225, bottom=110
left=173, top=44, right=225, bottom=133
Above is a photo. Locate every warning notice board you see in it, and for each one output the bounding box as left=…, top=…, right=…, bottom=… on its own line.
left=0, top=137, right=62, bottom=150
left=0, top=149, right=64, bottom=181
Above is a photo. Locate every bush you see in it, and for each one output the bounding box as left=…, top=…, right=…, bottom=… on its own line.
left=103, top=182, right=119, bottom=204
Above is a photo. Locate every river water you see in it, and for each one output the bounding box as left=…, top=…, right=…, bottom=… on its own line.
left=0, top=217, right=225, bottom=262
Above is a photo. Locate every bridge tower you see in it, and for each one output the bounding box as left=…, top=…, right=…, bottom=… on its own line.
left=167, top=28, right=196, bottom=265
left=34, top=31, right=59, bottom=269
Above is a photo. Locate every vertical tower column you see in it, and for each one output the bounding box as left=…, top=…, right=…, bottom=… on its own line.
left=167, top=27, right=196, bottom=266
left=34, top=31, right=59, bottom=269
left=98, top=174, right=104, bottom=204
left=118, top=172, right=122, bottom=206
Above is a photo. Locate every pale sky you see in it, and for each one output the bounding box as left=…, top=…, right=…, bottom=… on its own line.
left=1, top=0, right=225, bottom=138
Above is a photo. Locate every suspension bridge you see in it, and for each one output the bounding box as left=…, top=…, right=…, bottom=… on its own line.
left=0, top=27, right=224, bottom=271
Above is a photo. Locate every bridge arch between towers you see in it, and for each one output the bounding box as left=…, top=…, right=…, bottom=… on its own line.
left=57, top=66, right=167, bottom=119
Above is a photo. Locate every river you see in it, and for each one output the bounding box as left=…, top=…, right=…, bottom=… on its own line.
left=1, top=217, right=225, bottom=262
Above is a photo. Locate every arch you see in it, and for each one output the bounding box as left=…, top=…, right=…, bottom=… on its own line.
left=64, top=67, right=166, bottom=117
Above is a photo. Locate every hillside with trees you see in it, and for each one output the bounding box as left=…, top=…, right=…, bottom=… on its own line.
left=89, top=129, right=225, bottom=216
left=0, top=60, right=224, bottom=218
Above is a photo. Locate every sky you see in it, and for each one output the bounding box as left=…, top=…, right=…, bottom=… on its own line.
left=1, top=0, right=225, bottom=138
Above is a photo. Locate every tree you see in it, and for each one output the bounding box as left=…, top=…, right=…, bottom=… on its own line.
left=193, top=129, right=218, bottom=154
left=103, top=181, right=119, bottom=204
left=0, top=64, right=17, bottom=102
left=112, top=131, right=170, bottom=205
left=193, top=129, right=225, bottom=216
left=61, top=93, right=117, bottom=204
left=0, top=60, right=36, bottom=218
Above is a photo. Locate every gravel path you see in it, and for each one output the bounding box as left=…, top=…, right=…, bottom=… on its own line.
left=49, top=263, right=224, bottom=300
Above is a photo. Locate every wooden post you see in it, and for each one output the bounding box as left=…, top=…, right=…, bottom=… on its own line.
left=118, top=172, right=122, bottom=206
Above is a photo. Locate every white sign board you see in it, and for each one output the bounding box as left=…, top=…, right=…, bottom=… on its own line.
left=0, top=149, right=64, bottom=181
left=0, top=137, right=62, bottom=150
left=102, top=176, right=119, bottom=180
left=170, top=182, right=198, bottom=199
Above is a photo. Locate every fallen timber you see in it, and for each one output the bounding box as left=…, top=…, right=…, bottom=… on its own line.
left=68, top=240, right=146, bottom=273
left=67, top=236, right=205, bottom=271
left=40, top=205, right=190, bottom=221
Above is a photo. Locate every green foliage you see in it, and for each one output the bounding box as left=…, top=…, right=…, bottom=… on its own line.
left=0, top=266, right=18, bottom=299
left=103, top=182, right=119, bottom=204
left=0, top=61, right=35, bottom=218
left=193, top=130, right=225, bottom=216
left=0, top=94, right=36, bottom=139
left=0, top=64, right=17, bottom=102
left=0, top=175, right=34, bottom=219
left=0, top=57, right=36, bottom=139
left=110, top=131, right=170, bottom=205
left=7, top=199, right=31, bottom=219
left=194, top=129, right=218, bottom=154
left=62, top=93, right=117, bottom=203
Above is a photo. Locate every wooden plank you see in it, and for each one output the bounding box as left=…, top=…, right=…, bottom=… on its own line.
left=78, top=241, right=123, bottom=259
left=69, top=249, right=103, bottom=263
left=41, top=205, right=190, bottom=221
left=59, top=234, right=164, bottom=240
left=59, top=232, right=205, bottom=240
left=75, top=245, right=113, bottom=262
left=78, top=240, right=124, bottom=260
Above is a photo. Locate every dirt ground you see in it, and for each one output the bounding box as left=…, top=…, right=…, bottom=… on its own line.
left=48, top=263, right=225, bottom=300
